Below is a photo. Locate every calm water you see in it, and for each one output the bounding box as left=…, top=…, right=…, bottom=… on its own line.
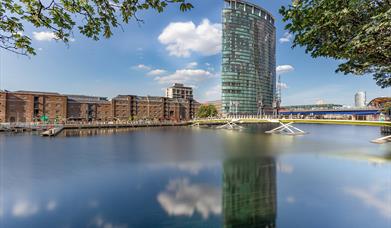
left=0, top=124, right=390, bottom=228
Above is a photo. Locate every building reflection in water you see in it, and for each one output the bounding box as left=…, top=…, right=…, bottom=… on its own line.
left=223, top=156, right=276, bottom=228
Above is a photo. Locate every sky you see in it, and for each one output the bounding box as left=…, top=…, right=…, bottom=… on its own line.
left=0, top=0, right=389, bottom=106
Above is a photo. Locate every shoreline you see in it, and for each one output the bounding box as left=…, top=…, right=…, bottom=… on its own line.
left=0, top=119, right=390, bottom=134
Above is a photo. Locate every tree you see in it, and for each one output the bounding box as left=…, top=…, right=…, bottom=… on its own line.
left=383, top=102, right=391, bottom=116
left=0, top=0, right=193, bottom=55
left=280, top=0, right=391, bottom=88
left=197, top=104, right=218, bottom=118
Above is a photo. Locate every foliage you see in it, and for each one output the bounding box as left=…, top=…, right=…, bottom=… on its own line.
left=280, top=0, right=391, bottom=88
left=196, top=104, right=218, bottom=118
left=0, top=0, right=193, bottom=55
left=383, top=102, right=391, bottom=116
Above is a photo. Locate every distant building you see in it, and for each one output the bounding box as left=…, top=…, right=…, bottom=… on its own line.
left=165, top=83, right=193, bottom=100
left=367, top=97, right=391, bottom=109
left=0, top=90, right=200, bottom=123
left=281, top=104, right=343, bottom=111
left=0, top=90, right=67, bottom=123
left=66, top=95, right=112, bottom=122
left=222, top=0, right=276, bottom=115
left=315, top=99, right=325, bottom=105
left=355, top=91, right=366, bottom=107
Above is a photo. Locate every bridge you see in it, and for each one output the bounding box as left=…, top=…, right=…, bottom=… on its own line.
left=279, top=108, right=380, bottom=116
left=191, top=116, right=390, bottom=127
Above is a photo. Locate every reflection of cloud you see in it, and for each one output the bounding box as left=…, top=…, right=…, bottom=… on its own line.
left=157, top=178, right=221, bottom=219
left=343, top=185, right=391, bottom=219
left=151, top=162, right=218, bottom=175
left=88, top=200, right=100, bottom=208
left=172, top=162, right=217, bottom=175
left=277, top=163, right=294, bottom=174
left=12, top=201, right=39, bottom=217
left=46, top=200, right=57, bottom=211
left=176, top=163, right=205, bottom=175
left=90, top=215, right=128, bottom=228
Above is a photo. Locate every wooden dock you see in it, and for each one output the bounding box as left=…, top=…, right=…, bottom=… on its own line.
left=41, top=126, right=64, bottom=137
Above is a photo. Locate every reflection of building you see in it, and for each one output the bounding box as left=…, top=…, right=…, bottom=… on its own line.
left=166, top=83, right=193, bottom=100
left=222, top=0, right=276, bottom=115
left=223, top=157, right=276, bottom=227
left=355, top=91, right=366, bottom=107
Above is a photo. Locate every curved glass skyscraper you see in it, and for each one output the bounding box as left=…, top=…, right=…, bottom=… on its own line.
left=222, top=0, right=276, bottom=115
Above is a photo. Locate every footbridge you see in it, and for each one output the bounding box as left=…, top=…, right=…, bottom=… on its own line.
left=191, top=116, right=391, bottom=143
left=191, top=116, right=391, bottom=127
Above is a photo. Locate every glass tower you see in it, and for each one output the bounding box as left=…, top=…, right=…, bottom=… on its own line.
left=222, top=0, right=276, bottom=115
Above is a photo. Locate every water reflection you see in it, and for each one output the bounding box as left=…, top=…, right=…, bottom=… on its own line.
left=223, top=156, right=276, bottom=228
left=157, top=178, right=222, bottom=219
left=0, top=125, right=390, bottom=227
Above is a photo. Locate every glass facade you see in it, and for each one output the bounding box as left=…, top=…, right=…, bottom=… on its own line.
left=222, top=0, right=276, bottom=115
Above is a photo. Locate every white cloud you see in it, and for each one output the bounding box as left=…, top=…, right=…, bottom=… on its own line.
left=277, top=82, right=289, bottom=89
left=205, top=84, right=221, bottom=101
left=343, top=185, right=391, bottom=219
left=286, top=196, right=296, bottom=204
left=154, top=69, right=214, bottom=84
left=33, top=31, right=57, bottom=41
left=279, top=32, right=293, bottom=43
left=186, top=62, right=198, bottom=69
left=147, top=69, right=167, bottom=76
left=12, top=201, right=39, bottom=217
left=158, top=19, right=222, bottom=57
left=157, top=178, right=221, bottom=219
left=276, top=65, right=295, bottom=74
left=135, top=64, right=151, bottom=71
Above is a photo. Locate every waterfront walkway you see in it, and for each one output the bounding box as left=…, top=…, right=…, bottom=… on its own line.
left=1, top=118, right=390, bottom=133
left=0, top=121, right=190, bottom=133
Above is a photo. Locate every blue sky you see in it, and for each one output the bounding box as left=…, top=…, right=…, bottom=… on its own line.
left=0, top=0, right=389, bottom=106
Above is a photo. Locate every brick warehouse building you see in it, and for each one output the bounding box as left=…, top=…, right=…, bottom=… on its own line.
left=0, top=90, right=200, bottom=123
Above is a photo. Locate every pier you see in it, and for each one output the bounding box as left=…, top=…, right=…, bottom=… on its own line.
left=0, top=121, right=191, bottom=136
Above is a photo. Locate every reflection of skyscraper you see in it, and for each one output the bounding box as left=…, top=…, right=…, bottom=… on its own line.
left=223, top=157, right=276, bottom=227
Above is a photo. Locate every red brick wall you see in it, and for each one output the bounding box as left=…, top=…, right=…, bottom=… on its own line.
left=0, top=92, right=6, bottom=122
